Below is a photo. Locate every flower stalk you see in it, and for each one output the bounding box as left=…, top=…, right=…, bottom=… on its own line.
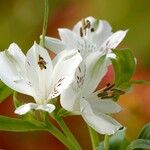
left=104, top=134, right=110, bottom=150
left=88, top=125, right=99, bottom=150
left=54, top=116, right=82, bottom=150
left=40, top=0, right=49, bottom=47
left=45, top=118, right=76, bottom=150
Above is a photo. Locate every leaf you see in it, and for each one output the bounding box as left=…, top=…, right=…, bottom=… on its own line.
left=126, top=139, right=150, bottom=150
left=111, top=49, right=136, bottom=89
left=0, top=115, right=46, bottom=132
left=13, top=91, right=22, bottom=108
left=138, top=123, right=150, bottom=141
left=110, top=129, right=129, bottom=150
left=0, top=81, right=13, bottom=102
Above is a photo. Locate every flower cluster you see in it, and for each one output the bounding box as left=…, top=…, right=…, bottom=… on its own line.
left=0, top=16, right=128, bottom=135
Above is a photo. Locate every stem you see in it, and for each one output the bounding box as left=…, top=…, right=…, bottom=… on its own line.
left=40, top=0, right=49, bottom=47
left=88, top=125, right=99, bottom=150
left=104, top=135, right=110, bottom=150
left=55, top=117, right=82, bottom=150
left=45, top=120, right=76, bottom=150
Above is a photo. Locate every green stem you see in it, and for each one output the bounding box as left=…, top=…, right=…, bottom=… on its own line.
left=104, top=135, right=110, bottom=150
left=88, top=125, right=99, bottom=150
left=55, top=117, right=82, bottom=150
left=40, top=0, right=49, bottom=47
left=45, top=120, right=76, bottom=150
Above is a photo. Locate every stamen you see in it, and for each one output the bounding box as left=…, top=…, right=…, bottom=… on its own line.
left=85, top=20, right=91, bottom=29
left=80, top=18, right=92, bottom=37
left=103, top=83, right=115, bottom=92
left=97, top=83, right=125, bottom=99
left=80, top=27, right=83, bottom=37
left=81, top=18, right=86, bottom=36
left=101, top=95, right=114, bottom=99
left=38, top=55, right=47, bottom=70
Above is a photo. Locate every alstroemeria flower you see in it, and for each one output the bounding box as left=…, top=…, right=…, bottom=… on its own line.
left=44, top=16, right=127, bottom=58
left=43, top=16, right=125, bottom=135
left=0, top=43, right=82, bottom=115
left=60, top=52, right=122, bottom=135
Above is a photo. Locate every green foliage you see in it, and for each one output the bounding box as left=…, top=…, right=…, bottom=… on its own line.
left=13, top=91, right=22, bottom=108
left=98, top=124, right=150, bottom=150
left=126, top=123, right=150, bottom=150
left=0, top=115, right=46, bottom=132
left=138, top=123, right=150, bottom=140
left=57, top=108, right=72, bottom=117
left=112, top=49, right=136, bottom=89
left=109, top=129, right=129, bottom=150
left=0, top=81, right=13, bottom=103
left=98, top=129, right=129, bottom=150
left=126, top=139, right=150, bottom=150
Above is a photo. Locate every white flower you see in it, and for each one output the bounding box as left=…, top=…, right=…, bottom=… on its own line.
left=0, top=43, right=82, bottom=115
left=60, top=53, right=123, bottom=135
left=44, top=16, right=128, bottom=58
left=43, top=16, right=125, bottom=135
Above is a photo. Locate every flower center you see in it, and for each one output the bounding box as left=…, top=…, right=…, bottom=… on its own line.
left=80, top=19, right=94, bottom=37
left=97, top=83, right=125, bottom=99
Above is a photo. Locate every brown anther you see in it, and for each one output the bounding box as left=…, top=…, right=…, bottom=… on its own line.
left=38, top=55, right=47, bottom=70
left=80, top=18, right=91, bottom=37
left=85, top=20, right=91, bottom=29
left=80, top=27, right=83, bottom=37
left=103, top=83, right=115, bottom=92
left=97, top=83, right=125, bottom=99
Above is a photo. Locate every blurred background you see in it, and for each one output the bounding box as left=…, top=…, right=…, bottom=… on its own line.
left=0, top=0, right=150, bottom=149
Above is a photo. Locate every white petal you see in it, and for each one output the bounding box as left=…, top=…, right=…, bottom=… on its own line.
left=36, top=104, right=55, bottom=113
left=26, top=42, right=53, bottom=103
left=14, top=103, right=37, bottom=115
left=106, top=53, right=116, bottom=59
left=80, top=98, right=122, bottom=135
left=101, top=30, right=128, bottom=53
left=49, top=49, right=82, bottom=99
left=7, top=43, right=26, bottom=68
left=58, top=28, right=84, bottom=49
left=60, top=62, right=86, bottom=113
left=45, top=36, right=66, bottom=54
left=60, top=85, right=80, bottom=113
left=0, top=43, right=33, bottom=96
left=85, top=93, right=121, bottom=114
left=93, top=20, right=112, bottom=47
left=72, top=17, right=112, bottom=47
left=82, top=52, right=110, bottom=96
left=14, top=103, right=55, bottom=115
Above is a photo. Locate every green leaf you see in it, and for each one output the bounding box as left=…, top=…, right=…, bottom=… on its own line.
left=112, top=49, right=136, bottom=89
left=138, top=123, right=150, bottom=140
left=126, top=139, right=150, bottom=150
left=0, top=115, right=46, bottom=132
left=13, top=91, right=22, bottom=108
left=0, top=81, right=13, bottom=102
left=110, top=129, right=129, bottom=150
